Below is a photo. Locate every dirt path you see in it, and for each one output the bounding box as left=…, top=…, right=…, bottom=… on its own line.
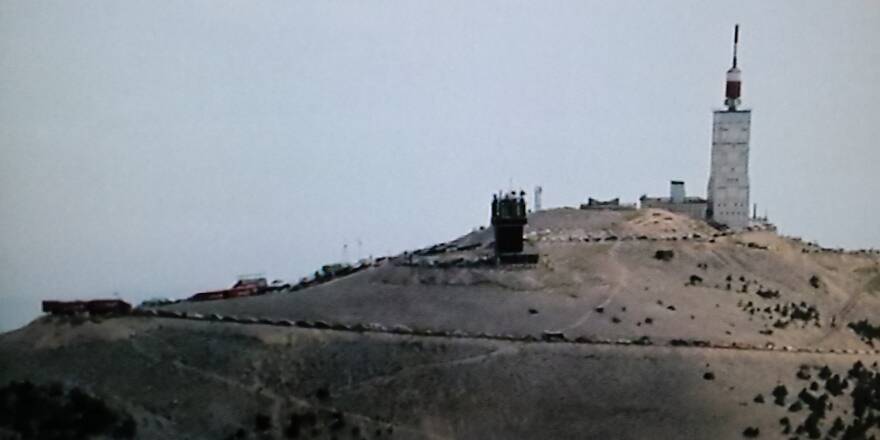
left=813, top=288, right=863, bottom=346
left=131, top=302, right=880, bottom=359
left=558, top=241, right=630, bottom=332
left=335, top=344, right=519, bottom=397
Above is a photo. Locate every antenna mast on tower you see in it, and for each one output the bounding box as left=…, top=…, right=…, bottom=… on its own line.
left=724, top=24, right=743, bottom=111
left=732, top=24, right=739, bottom=68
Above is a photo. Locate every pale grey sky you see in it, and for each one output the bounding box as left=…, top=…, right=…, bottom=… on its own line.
left=1, top=1, right=878, bottom=331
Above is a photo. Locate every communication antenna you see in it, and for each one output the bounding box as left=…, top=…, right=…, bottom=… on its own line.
left=724, top=24, right=743, bottom=110
left=732, top=24, right=739, bottom=69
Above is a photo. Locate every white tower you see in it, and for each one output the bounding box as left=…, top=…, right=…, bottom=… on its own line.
left=534, top=186, right=543, bottom=212
left=707, top=25, right=751, bottom=230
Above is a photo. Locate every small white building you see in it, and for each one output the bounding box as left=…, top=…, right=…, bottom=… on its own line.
left=639, top=181, right=708, bottom=220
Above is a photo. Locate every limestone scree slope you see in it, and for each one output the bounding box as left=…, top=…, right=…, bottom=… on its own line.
left=2, top=208, right=880, bottom=439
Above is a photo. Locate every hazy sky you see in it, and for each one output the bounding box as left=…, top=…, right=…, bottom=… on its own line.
left=1, top=1, right=878, bottom=332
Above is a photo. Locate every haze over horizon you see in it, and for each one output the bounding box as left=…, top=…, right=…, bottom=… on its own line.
left=1, top=1, right=878, bottom=332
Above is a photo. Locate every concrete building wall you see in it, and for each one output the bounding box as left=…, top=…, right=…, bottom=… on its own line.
left=707, top=110, right=751, bottom=229
left=670, top=181, right=685, bottom=204
left=581, top=198, right=636, bottom=211
left=640, top=198, right=708, bottom=221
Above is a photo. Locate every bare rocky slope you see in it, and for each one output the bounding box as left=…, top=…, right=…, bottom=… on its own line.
left=2, top=208, right=880, bottom=439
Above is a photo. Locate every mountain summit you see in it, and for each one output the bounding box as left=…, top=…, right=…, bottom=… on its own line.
left=3, top=207, right=880, bottom=439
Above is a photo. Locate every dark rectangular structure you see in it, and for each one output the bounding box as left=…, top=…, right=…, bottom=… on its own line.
left=491, top=191, right=527, bottom=254
left=491, top=190, right=539, bottom=264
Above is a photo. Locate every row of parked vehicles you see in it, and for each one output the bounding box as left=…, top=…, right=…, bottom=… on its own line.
left=41, top=260, right=380, bottom=317
left=41, top=299, right=132, bottom=316
left=187, top=276, right=283, bottom=302
left=40, top=270, right=301, bottom=317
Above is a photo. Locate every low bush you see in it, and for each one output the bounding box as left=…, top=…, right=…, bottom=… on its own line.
left=653, top=250, right=675, bottom=261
